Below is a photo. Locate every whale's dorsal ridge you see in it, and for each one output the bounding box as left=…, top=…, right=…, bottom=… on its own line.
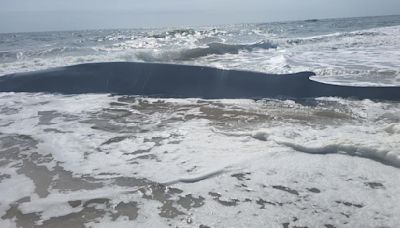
left=296, top=71, right=316, bottom=78
left=0, top=62, right=399, bottom=101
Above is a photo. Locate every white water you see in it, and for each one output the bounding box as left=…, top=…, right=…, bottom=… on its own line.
left=0, top=93, right=400, bottom=227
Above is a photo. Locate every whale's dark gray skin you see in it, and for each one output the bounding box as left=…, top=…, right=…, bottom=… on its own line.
left=0, top=62, right=400, bottom=100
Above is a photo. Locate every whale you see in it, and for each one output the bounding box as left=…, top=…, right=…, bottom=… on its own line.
left=0, top=61, right=399, bottom=101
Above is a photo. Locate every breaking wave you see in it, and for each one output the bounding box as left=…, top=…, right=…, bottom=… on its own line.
left=285, top=31, right=384, bottom=45
left=149, top=29, right=199, bottom=39
left=249, top=124, right=400, bottom=168
left=135, top=40, right=277, bottom=62
left=0, top=47, right=98, bottom=64
left=279, top=141, right=400, bottom=168
left=0, top=51, right=22, bottom=63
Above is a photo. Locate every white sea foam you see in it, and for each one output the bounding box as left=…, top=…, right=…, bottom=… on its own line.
left=1, top=93, right=400, bottom=226
left=0, top=171, right=35, bottom=218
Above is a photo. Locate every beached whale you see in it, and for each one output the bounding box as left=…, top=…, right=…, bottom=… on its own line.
left=0, top=62, right=399, bottom=100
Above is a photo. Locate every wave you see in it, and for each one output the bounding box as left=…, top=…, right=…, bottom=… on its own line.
left=135, top=40, right=277, bottom=62
left=0, top=51, right=22, bottom=63
left=149, top=29, right=198, bottom=39
left=29, top=47, right=83, bottom=56
left=304, top=19, right=320, bottom=23
left=285, top=31, right=384, bottom=45
left=148, top=28, right=228, bottom=39
left=0, top=47, right=99, bottom=63
left=279, top=141, right=400, bottom=168
left=253, top=132, right=400, bottom=168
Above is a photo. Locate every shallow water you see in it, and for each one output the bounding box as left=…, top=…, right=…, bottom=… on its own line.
left=0, top=93, right=399, bottom=227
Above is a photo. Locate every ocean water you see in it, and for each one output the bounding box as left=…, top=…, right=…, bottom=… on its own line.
left=1, top=15, right=400, bottom=227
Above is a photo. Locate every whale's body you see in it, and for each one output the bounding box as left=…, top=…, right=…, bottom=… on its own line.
left=0, top=62, right=399, bottom=100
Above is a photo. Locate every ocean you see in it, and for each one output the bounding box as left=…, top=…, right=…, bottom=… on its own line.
left=0, top=15, right=400, bottom=227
